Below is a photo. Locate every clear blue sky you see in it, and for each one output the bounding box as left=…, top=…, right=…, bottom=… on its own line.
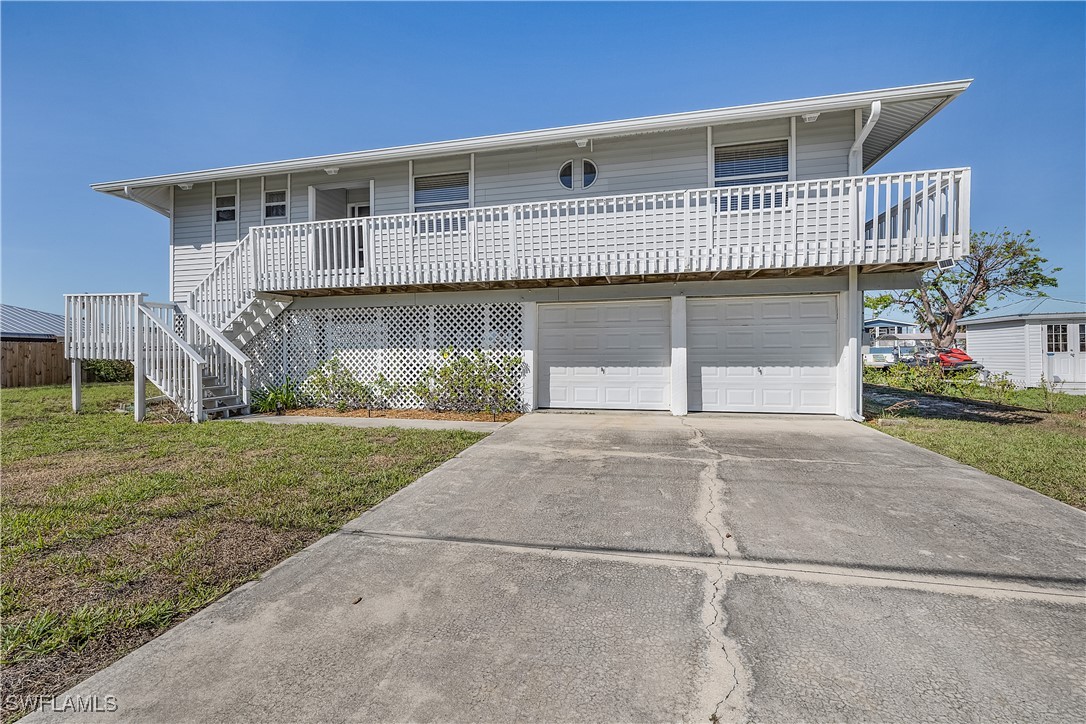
left=3, top=1, right=1083, bottom=314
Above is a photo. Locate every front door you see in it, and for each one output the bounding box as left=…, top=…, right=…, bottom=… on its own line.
left=1042, top=324, right=1077, bottom=384
left=347, top=202, right=370, bottom=268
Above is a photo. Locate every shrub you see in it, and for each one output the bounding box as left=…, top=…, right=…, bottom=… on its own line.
left=252, top=380, right=299, bottom=414
left=984, top=372, right=1018, bottom=406
left=83, top=359, right=133, bottom=383
left=1038, top=374, right=1063, bottom=413
left=413, top=348, right=526, bottom=417
left=300, top=357, right=370, bottom=411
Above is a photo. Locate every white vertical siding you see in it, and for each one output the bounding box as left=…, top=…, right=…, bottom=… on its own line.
left=965, top=321, right=1029, bottom=385
left=795, top=110, right=854, bottom=180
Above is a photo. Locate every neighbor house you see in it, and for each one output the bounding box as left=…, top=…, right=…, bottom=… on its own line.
left=963, top=298, right=1086, bottom=394
left=862, top=316, right=919, bottom=346
left=66, top=80, right=972, bottom=421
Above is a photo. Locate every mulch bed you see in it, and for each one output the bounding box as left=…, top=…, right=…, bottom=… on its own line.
left=278, top=408, right=522, bottom=423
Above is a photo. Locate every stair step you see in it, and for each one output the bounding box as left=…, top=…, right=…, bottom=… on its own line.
left=205, top=403, right=250, bottom=420
left=203, top=394, right=240, bottom=407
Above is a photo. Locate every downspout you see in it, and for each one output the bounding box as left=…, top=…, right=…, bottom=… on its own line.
left=848, top=100, right=881, bottom=176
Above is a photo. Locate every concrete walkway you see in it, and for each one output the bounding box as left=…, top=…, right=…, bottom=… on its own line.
left=31, top=412, right=1086, bottom=723
left=232, top=413, right=507, bottom=432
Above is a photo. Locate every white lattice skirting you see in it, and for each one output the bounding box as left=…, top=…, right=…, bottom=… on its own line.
left=244, top=302, right=526, bottom=408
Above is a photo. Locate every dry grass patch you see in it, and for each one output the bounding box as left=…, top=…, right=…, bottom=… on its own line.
left=1, top=383, right=485, bottom=722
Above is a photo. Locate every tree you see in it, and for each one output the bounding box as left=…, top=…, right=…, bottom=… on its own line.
left=865, top=229, right=1060, bottom=347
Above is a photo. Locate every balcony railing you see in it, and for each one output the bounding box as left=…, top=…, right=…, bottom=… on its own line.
left=247, top=168, right=968, bottom=296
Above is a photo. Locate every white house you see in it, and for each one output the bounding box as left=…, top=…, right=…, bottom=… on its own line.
left=963, top=298, right=1086, bottom=393
left=66, top=80, right=973, bottom=421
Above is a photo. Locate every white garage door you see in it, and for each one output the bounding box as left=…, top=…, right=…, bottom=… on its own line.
left=538, top=300, right=670, bottom=410
left=688, top=295, right=839, bottom=414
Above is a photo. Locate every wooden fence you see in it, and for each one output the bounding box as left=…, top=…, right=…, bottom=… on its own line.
left=1, top=339, right=70, bottom=388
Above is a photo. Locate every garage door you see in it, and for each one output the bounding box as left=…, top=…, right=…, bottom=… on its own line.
left=688, top=295, right=838, bottom=413
left=538, top=300, right=670, bottom=410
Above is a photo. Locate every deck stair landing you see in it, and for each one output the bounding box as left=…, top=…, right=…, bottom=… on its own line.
left=65, top=293, right=253, bottom=422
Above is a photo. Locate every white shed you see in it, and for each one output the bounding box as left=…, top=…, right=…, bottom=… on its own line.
left=963, top=298, right=1086, bottom=394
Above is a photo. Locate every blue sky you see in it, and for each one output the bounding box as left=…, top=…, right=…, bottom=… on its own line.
left=2, top=1, right=1083, bottom=314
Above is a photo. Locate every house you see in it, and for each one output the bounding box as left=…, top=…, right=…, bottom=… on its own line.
left=1, top=304, right=69, bottom=387
left=863, top=316, right=919, bottom=346
left=963, top=298, right=1086, bottom=394
left=66, top=80, right=973, bottom=421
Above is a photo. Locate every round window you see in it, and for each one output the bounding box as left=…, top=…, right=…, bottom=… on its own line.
left=582, top=159, right=597, bottom=188
left=558, top=160, right=574, bottom=190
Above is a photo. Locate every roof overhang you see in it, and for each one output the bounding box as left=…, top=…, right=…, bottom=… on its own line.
left=964, top=311, right=1086, bottom=327
left=93, top=78, right=972, bottom=216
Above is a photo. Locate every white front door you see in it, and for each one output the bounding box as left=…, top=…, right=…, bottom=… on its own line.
left=538, top=300, right=671, bottom=410
left=688, top=295, right=839, bottom=413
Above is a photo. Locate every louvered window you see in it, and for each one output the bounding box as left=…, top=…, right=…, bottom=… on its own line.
left=1080, top=325, right=1086, bottom=353
left=714, top=141, right=789, bottom=187
left=414, top=172, right=469, bottom=211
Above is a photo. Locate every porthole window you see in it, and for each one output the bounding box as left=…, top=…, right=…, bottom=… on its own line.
left=582, top=159, right=597, bottom=188
left=558, top=160, right=574, bottom=190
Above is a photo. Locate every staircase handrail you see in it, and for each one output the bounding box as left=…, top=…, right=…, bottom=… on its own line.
left=177, top=301, right=251, bottom=365
left=138, top=303, right=205, bottom=364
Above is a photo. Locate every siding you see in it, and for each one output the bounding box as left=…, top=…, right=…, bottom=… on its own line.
left=965, top=321, right=1029, bottom=385
left=795, top=110, right=854, bottom=180
left=475, top=127, right=707, bottom=206
left=171, top=183, right=214, bottom=299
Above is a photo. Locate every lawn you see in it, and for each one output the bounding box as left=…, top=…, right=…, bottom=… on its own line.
left=0, top=383, right=486, bottom=721
left=864, top=384, right=1086, bottom=509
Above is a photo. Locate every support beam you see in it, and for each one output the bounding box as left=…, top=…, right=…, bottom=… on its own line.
left=670, top=295, right=688, bottom=416
left=71, top=359, right=82, bottom=412
left=133, top=311, right=146, bottom=422
left=847, top=266, right=863, bottom=419
left=521, top=301, right=537, bottom=411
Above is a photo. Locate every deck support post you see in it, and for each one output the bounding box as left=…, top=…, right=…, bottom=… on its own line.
left=71, top=359, right=82, bottom=412
left=670, top=294, right=688, bottom=416
left=521, top=301, right=537, bottom=411
left=133, top=310, right=146, bottom=422
left=846, top=266, right=863, bottom=419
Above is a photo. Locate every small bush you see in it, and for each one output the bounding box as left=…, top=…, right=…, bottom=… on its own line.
left=252, top=380, right=299, bottom=414
left=83, top=359, right=133, bottom=383
left=413, top=348, right=526, bottom=417
left=985, top=372, right=1018, bottom=406
left=300, top=357, right=370, bottom=411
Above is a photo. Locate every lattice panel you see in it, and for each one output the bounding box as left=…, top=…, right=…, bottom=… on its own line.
left=245, top=302, right=525, bottom=408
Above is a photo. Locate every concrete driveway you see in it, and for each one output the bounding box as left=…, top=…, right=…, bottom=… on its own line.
left=32, top=413, right=1086, bottom=723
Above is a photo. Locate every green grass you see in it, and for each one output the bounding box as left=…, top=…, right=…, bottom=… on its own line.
left=0, top=383, right=486, bottom=721
left=865, top=380, right=1086, bottom=509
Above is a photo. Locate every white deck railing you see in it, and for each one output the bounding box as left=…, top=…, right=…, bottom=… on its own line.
left=244, top=168, right=969, bottom=295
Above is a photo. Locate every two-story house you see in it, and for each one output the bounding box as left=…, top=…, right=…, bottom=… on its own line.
left=66, top=80, right=972, bottom=421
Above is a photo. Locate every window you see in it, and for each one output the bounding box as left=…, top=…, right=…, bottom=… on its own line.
left=1046, top=324, right=1068, bottom=353
left=348, top=202, right=370, bottom=219
left=558, top=160, right=574, bottom=190
left=215, top=195, right=236, bottom=222
left=413, top=172, right=469, bottom=211
left=582, top=159, right=597, bottom=188
left=714, top=140, right=789, bottom=212
left=1080, top=324, right=1085, bottom=353
left=264, top=190, right=287, bottom=219
left=714, top=140, right=789, bottom=187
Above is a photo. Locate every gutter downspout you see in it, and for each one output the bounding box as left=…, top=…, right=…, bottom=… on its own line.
left=849, top=100, right=882, bottom=175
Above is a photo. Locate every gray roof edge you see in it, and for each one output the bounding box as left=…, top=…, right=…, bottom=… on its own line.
left=92, top=79, right=972, bottom=193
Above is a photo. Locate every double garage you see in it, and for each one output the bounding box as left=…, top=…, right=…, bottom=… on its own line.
left=537, top=295, right=842, bottom=414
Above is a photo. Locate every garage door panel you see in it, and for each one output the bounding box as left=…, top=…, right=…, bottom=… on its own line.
left=540, top=301, right=670, bottom=411
left=689, top=295, right=838, bottom=414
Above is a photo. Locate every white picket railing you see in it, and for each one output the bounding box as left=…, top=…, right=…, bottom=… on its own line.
left=188, top=233, right=257, bottom=330
left=177, top=302, right=252, bottom=408
left=242, top=168, right=969, bottom=295
left=137, top=303, right=205, bottom=421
